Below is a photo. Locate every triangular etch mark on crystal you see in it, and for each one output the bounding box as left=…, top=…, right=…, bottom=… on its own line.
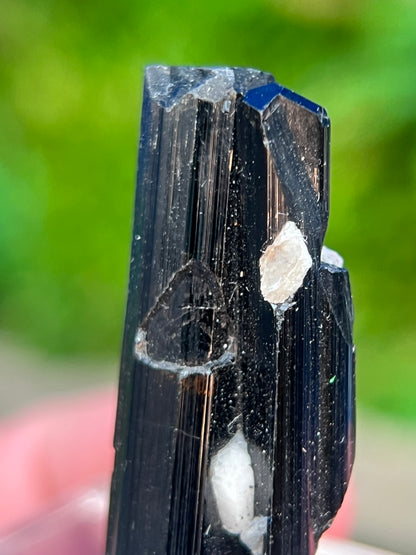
left=141, top=260, right=229, bottom=366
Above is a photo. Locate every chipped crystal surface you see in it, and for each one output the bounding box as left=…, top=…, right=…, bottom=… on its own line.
left=321, top=245, right=344, bottom=268
left=106, top=66, right=355, bottom=555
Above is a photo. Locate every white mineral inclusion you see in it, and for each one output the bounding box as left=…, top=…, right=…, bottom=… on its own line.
left=210, top=430, right=255, bottom=535
left=260, top=221, right=312, bottom=304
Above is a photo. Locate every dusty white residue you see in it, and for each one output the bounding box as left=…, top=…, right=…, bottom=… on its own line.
left=259, top=221, right=312, bottom=305
left=209, top=430, right=267, bottom=554
left=321, top=245, right=344, bottom=268
left=193, top=69, right=234, bottom=103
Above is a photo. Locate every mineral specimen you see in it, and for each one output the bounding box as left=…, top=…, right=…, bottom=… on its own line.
left=106, top=66, right=355, bottom=555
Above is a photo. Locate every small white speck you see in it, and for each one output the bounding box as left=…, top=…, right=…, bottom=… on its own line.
left=223, top=99, right=231, bottom=112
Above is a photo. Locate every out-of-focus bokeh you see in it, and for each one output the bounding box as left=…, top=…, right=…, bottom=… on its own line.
left=0, top=0, right=415, bottom=553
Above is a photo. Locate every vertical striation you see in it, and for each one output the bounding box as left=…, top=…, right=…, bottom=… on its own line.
left=106, top=66, right=355, bottom=555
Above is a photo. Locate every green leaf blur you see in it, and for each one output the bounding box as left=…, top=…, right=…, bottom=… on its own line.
left=1, top=0, right=415, bottom=420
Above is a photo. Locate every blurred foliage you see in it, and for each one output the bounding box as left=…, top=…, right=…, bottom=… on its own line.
left=0, top=0, right=415, bottom=420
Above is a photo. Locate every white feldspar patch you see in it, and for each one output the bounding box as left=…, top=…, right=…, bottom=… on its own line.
left=321, top=245, right=344, bottom=268
left=209, top=430, right=268, bottom=554
left=240, top=516, right=268, bottom=555
left=260, top=221, right=312, bottom=305
left=209, top=430, right=255, bottom=535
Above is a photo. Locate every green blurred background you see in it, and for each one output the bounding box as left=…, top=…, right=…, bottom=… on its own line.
left=1, top=0, right=415, bottom=422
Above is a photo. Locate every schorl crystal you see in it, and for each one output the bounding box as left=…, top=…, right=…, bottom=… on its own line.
left=106, top=66, right=355, bottom=555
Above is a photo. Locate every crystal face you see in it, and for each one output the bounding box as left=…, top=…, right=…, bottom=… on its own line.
left=106, top=66, right=355, bottom=555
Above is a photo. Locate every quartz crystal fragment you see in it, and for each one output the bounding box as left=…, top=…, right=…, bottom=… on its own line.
left=106, top=66, right=355, bottom=555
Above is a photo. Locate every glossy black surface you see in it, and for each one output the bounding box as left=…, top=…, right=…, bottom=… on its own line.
left=106, top=66, right=355, bottom=555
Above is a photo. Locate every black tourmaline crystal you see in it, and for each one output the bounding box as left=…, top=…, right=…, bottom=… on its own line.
left=106, top=66, right=355, bottom=555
